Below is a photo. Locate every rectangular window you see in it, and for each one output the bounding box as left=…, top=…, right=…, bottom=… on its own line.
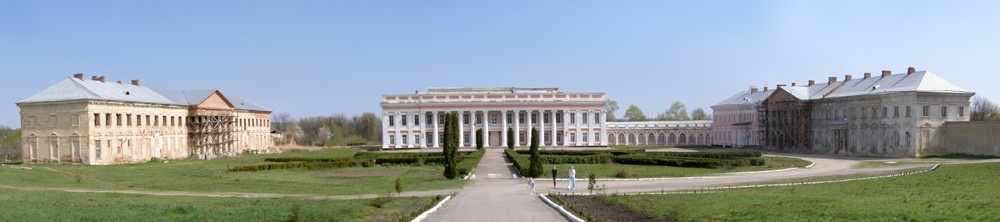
left=595, top=133, right=600, bottom=142
left=171, top=116, right=175, bottom=127
left=894, top=106, right=899, bottom=118
left=116, top=114, right=122, bottom=126
left=922, top=105, right=930, bottom=117
left=126, top=114, right=132, bottom=126
left=544, top=113, right=550, bottom=124
left=570, top=113, right=576, bottom=124
left=959, top=106, right=965, bottom=117
left=154, top=115, right=160, bottom=126
left=94, top=113, right=101, bottom=126
left=95, top=140, right=102, bottom=159
left=595, top=113, right=600, bottom=124
left=583, top=133, right=588, bottom=142
left=556, top=113, right=562, bottom=124
left=882, top=107, right=887, bottom=118
left=941, top=106, right=948, bottom=118
left=414, top=114, right=420, bottom=126
left=426, top=133, right=433, bottom=144
left=402, top=135, right=408, bottom=145
left=870, top=107, right=876, bottom=119
left=464, top=133, right=470, bottom=144
left=439, top=114, right=445, bottom=125
left=583, top=113, right=589, bottom=124
left=475, top=114, right=481, bottom=125
left=464, top=114, right=470, bottom=125
left=571, top=133, right=577, bottom=142
left=518, top=113, right=524, bottom=124
left=401, top=115, right=407, bottom=126
left=415, top=135, right=420, bottom=145
left=905, top=132, right=911, bottom=147
left=163, top=116, right=168, bottom=126
left=389, top=135, right=395, bottom=145
left=136, top=115, right=142, bottom=126
left=389, top=116, right=395, bottom=126
left=491, top=114, right=498, bottom=125
left=531, top=113, right=536, bottom=124
left=519, top=132, right=525, bottom=143
left=906, top=106, right=912, bottom=117
left=426, top=113, right=433, bottom=125
left=146, top=115, right=150, bottom=126
left=507, top=113, right=513, bottom=124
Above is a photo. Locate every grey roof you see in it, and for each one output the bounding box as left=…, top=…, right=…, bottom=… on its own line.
left=713, top=89, right=775, bottom=107
left=19, top=77, right=270, bottom=112
left=716, top=70, right=971, bottom=106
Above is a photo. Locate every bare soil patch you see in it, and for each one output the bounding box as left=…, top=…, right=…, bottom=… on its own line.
left=553, top=195, right=662, bottom=222
left=319, top=169, right=407, bottom=178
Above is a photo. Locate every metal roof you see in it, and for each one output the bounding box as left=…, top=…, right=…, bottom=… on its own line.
left=713, top=89, right=775, bottom=107
left=19, top=77, right=270, bottom=112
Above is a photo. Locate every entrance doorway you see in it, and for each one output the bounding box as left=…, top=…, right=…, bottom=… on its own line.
left=489, top=131, right=501, bottom=147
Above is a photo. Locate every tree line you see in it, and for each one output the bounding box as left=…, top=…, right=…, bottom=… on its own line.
left=0, top=125, right=21, bottom=161
left=271, top=112, right=382, bottom=146
left=605, top=99, right=710, bottom=122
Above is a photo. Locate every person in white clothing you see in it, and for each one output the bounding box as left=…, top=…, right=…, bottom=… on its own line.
left=567, top=166, right=576, bottom=190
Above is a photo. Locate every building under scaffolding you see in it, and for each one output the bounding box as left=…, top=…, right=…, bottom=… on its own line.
left=758, top=88, right=811, bottom=150
left=188, top=108, right=237, bottom=159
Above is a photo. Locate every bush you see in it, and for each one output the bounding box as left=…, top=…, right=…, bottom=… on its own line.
left=228, top=159, right=373, bottom=172
left=395, top=176, right=402, bottom=195
left=540, top=154, right=613, bottom=164
left=456, top=149, right=485, bottom=176
left=615, top=167, right=631, bottom=178
left=506, top=148, right=531, bottom=176
left=644, top=150, right=761, bottom=159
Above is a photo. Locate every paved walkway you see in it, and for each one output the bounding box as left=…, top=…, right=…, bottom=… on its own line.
left=426, top=148, right=566, bottom=222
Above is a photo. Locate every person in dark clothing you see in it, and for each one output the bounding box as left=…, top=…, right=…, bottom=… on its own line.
left=551, top=166, right=558, bottom=187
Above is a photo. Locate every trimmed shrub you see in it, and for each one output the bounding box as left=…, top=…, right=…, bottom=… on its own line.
left=228, top=159, right=373, bottom=172
left=644, top=150, right=761, bottom=159
left=539, top=154, right=614, bottom=164
left=506, top=148, right=531, bottom=176
left=456, top=149, right=485, bottom=175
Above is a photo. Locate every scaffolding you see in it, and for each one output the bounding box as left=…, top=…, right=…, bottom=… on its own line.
left=188, top=109, right=236, bottom=159
left=758, top=97, right=811, bottom=150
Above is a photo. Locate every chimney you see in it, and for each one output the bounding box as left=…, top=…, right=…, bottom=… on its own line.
left=844, top=75, right=852, bottom=81
left=808, top=80, right=815, bottom=86
left=97, top=76, right=106, bottom=83
left=131, top=79, right=140, bottom=86
left=116, top=80, right=123, bottom=84
left=791, top=82, right=797, bottom=87
left=750, top=87, right=758, bottom=94
left=907, top=67, right=916, bottom=74
left=777, top=84, right=786, bottom=87
left=763, top=87, right=769, bottom=92
left=864, top=72, right=872, bottom=79
left=881, top=70, right=891, bottom=77
left=828, top=76, right=837, bottom=84
left=73, top=73, right=84, bottom=80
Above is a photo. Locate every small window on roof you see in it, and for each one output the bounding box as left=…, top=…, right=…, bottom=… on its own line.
left=125, top=91, right=130, bottom=95
left=871, top=85, right=880, bottom=91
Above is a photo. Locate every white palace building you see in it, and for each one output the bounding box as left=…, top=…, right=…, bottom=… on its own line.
left=380, top=87, right=608, bottom=149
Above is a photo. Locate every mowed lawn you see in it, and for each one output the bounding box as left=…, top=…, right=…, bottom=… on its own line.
left=0, top=187, right=440, bottom=222
left=547, top=156, right=810, bottom=178
left=598, top=162, right=1000, bottom=221
left=0, top=148, right=465, bottom=195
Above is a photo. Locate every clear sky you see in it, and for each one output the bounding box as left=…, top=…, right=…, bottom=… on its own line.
left=2, top=0, right=998, bottom=127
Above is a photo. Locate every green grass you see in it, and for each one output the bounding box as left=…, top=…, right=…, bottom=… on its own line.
left=0, top=187, right=440, bottom=222
left=549, top=156, right=810, bottom=178
left=0, top=148, right=466, bottom=195
left=597, top=162, right=1000, bottom=221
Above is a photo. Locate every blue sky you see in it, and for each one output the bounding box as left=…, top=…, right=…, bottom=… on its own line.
left=2, top=0, right=998, bottom=127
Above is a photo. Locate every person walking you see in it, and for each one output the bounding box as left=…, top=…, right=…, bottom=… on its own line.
left=567, top=166, right=577, bottom=190
left=529, top=177, right=536, bottom=194
left=551, top=166, right=558, bottom=188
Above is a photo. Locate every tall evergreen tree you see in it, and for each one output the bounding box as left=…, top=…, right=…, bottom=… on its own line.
left=528, top=128, right=543, bottom=177
left=476, top=129, right=484, bottom=150
left=443, top=112, right=458, bottom=179
left=507, top=127, right=514, bottom=149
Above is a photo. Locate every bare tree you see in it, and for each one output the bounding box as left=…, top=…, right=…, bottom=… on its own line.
left=271, top=112, right=293, bottom=132
left=971, top=96, right=999, bottom=121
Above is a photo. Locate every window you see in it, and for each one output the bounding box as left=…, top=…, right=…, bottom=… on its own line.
left=116, top=114, right=122, bottom=126
left=401, top=115, right=407, bottom=126
left=414, top=114, right=419, bottom=126
left=905, top=132, right=911, bottom=147
left=402, top=135, right=408, bottom=145
left=463, top=133, right=470, bottom=144
left=105, top=114, right=112, bottom=126
left=922, top=105, right=930, bottom=117
left=163, top=116, right=168, bottom=126
left=95, top=140, right=102, bottom=159
left=415, top=135, right=420, bottom=145
left=882, top=107, right=888, bottom=118
left=426, top=113, right=433, bottom=125
left=426, top=133, right=433, bottom=144
left=154, top=115, right=160, bottom=126
left=94, top=114, right=101, bottom=126
left=870, top=107, right=877, bottom=119
left=959, top=106, right=965, bottom=117
left=519, top=132, right=525, bottom=143
left=518, top=113, right=524, bottom=124
left=171, top=116, right=175, bottom=127
left=389, top=135, right=395, bottom=145
left=530, top=113, right=536, bottom=124
left=894, top=106, right=899, bottom=118
left=570, top=113, right=576, bottom=124
left=556, top=113, right=563, bottom=124
left=544, top=113, right=550, bottom=124
left=583, top=133, right=588, bottom=142
left=491, top=114, right=498, bottom=125
left=544, top=132, right=551, bottom=143
left=475, top=114, right=481, bottom=125
left=463, top=114, right=470, bottom=125
left=571, top=133, right=577, bottom=142
left=595, top=113, right=600, bottom=123
left=126, top=114, right=132, bottom=126
left=595, top=132, right=600, bottom=142
left=389, top=115, right=395, bottom=126
left=582, top=113, right=589, bottom=124
left=906, top=106, right=912, bottom=117
left=439, top=114, right=445, bottom=125
left=507, top=113, right=513, bottom=124
left=136, top=115, right=141, bottom=126
left=940, top=106, right=948, bottom=118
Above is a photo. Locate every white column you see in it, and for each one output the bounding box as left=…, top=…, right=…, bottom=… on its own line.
left=470, top=111, right=477, bottom=148
left=526, top=110, right=533, bottom=146
left=458, top=111, right=465, bottom=148
left=432, top=111, right=439, bottom=148
left=407, top=112, right=414, bottom=148
left=501, top=110, right=508, bottom=148
left=514, top=111, right=520, bottom=147
left=551, top=109, right=557, bottom=147
left=562, top=110, right=569, bottom=146
left=395, top=112, right=402, bottom=148
left=420, top=112, right=427, bottom=148
left=539, top=110, right=546, bottom=147
left=483, top=110, right=489, bottom=148
left=600, top=111, right=608, bottom=146
left=382, top=113, right=389, bottom=148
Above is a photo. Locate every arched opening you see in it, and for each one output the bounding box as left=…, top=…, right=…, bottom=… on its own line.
left=618, top=134, right=625, bottom=145
left=679, top=133, right=687, bottom=144
left=658, top=133, right=666, bottom=145
left=697, top=134, right=704, bottom=145
left=628, top=133, right=636, bottom=144
left=688, top=134, right=695, bottom=145
left=608, top=133, right=617, bottom=145
left=637, top=133, right=646, bottom=145
left=669, top=133, right=676, bottom=145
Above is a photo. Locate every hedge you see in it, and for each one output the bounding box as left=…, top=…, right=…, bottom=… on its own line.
left=456, top=149, right=486, bottom=175
left=540, top=154, right=614, bottom=164
left=612, top=156, right=767, bottom=168
left=644, top=150, right=762, bottom=159
left=515, top=149, right=642, bottom=156
left=228, top=159, right=373, bottom=172
left=264, top=157, right=355, bottom=162
left=506, top=148, right=531, bottom=176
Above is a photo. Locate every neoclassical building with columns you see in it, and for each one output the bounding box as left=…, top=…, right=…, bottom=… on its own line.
left=380, top=87, right=608, bottom=149
left=606, top=120, right=712, bottom=146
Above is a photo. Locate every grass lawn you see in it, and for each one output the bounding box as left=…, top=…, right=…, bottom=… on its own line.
left=548, top=156, right=810, bottom=178
left=593, top=162, right=1000, bottom=221
left=0, top=148, right=466, bottom=195
left=0, top=187, right=441, bottom=222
